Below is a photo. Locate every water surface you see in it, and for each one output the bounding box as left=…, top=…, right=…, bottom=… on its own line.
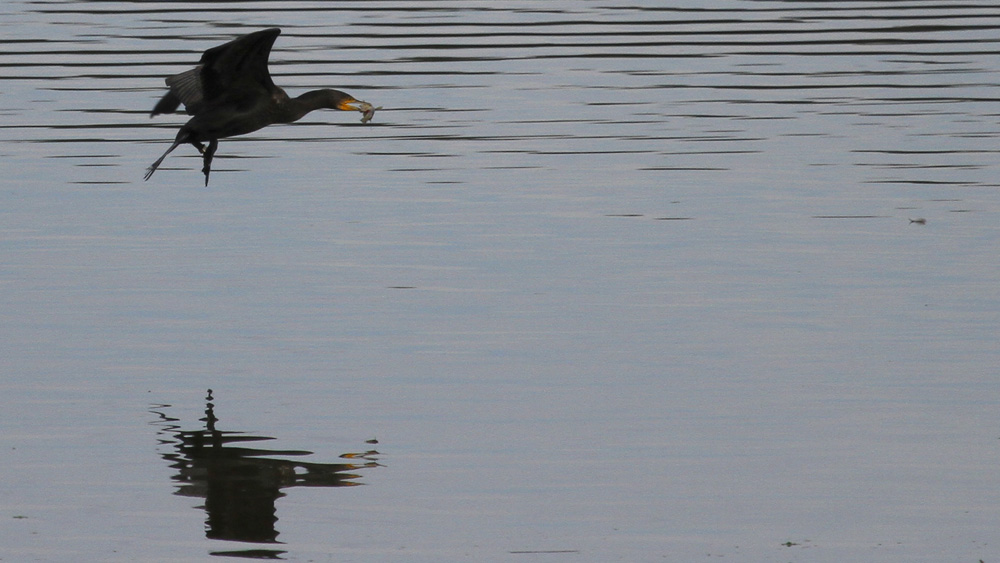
left=2, top=1, right=1000, bottom=561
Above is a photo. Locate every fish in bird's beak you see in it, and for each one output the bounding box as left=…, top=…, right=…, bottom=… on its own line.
left=339, top=98, right=382, bottom=123
left=359, top=102, right=381, bottom=123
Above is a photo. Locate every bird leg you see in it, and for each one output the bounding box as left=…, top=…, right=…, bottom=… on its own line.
left=201, top=139, right=218, bottom=186
left=145, top=128, right=200, bottom=181
left=144, top=139, right=182, bottom=181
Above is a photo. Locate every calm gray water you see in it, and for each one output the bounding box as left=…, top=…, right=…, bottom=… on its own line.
left=2, top=1, right=1000, bottom=561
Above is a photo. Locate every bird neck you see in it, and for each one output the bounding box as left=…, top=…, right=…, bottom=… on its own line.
left=283, top=89, right=353, bottom=123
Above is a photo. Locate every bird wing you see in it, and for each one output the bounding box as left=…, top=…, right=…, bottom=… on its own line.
left=198, top=28, right=281, bottom=104
left=162, top=67, right=204, bottom=110
left=157, top=28, right=282, bottom=116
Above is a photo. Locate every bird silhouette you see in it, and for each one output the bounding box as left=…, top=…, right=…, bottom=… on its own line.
left=145, top=28, right=378, bottom=185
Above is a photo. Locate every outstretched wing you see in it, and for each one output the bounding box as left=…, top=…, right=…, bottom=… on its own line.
left=197, top=28, right=281, bottom=103
left=150, top=28, right=281, bottom=117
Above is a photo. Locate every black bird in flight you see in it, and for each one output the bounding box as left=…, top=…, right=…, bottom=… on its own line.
left=145, top=28, right=378, bottom=185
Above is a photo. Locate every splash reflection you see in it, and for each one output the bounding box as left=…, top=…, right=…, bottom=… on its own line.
left=149, top=390, right=381, bottom=558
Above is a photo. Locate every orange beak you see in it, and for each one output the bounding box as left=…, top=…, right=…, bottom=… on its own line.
left=337, top=97, right=362, bottom=111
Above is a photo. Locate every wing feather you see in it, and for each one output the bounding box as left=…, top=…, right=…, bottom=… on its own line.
left=198, top=28, right=280, bottom=103
left=150, top=28, right=281, bottom=116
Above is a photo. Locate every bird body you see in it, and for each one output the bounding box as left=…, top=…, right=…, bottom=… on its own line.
left=145, top=28, right=376, bottom=185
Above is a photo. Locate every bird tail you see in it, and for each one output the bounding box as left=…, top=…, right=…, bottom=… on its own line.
left=150, top=66, right=205, bottom=117
left=150, top=92, right=181, bottom=117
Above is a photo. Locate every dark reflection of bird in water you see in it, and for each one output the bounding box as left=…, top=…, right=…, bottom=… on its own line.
left=149, top=389, right=381, bottom=559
